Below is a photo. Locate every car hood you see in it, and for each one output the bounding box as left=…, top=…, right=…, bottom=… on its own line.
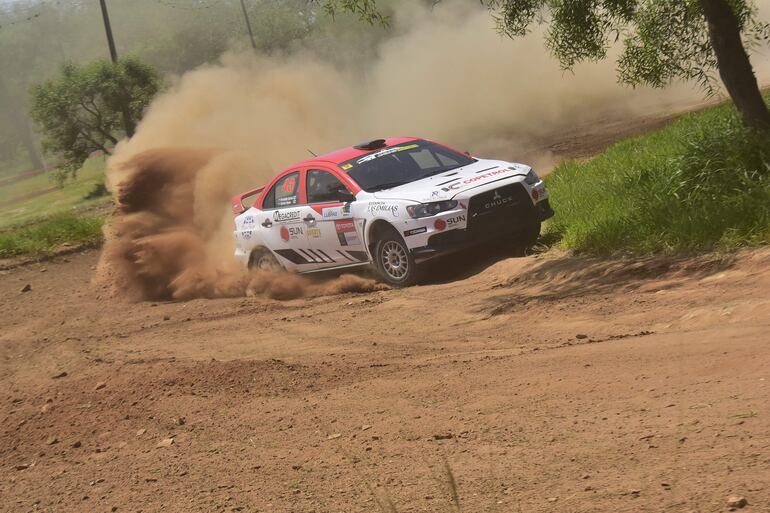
left=371, top=159, right=530, bottom=202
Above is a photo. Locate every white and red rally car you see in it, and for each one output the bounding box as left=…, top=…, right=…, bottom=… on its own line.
left=231, top=137, right=553, bottom=286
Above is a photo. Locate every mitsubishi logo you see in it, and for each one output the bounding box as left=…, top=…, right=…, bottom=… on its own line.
left=483, top=189, right=514, bottom=210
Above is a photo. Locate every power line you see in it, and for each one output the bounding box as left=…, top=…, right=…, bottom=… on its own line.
left=98, top=0, right=117, bottom=63
left=239, top=0, right=257, bottom=51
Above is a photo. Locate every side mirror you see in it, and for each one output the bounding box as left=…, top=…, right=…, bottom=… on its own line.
left=335, top=186, right=356, bottom=203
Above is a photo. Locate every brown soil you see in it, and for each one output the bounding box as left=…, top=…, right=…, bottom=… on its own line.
left=1, top=243, right=769, bottom=513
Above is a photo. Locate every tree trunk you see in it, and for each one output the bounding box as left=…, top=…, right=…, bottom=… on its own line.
left=700, top=0, right=770, bottom=129
left=20, top=116, right=44, bottom=170
left=120, top=101, right=136, bottom=138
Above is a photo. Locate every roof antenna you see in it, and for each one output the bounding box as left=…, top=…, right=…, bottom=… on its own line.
left=307, top=149, right=318, bottom=157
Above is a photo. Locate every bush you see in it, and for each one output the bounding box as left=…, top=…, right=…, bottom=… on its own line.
left=546, top=98, right=770, bottom=254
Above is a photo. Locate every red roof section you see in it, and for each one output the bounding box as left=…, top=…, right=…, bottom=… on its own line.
left=296, top=137, right=420, bottom=167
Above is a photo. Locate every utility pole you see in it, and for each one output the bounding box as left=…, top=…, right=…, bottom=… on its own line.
left=97, top=0, right=135, bottom=137
left=239, top=0, right=257, bottom=51
left=98, top=0, right=118, bottom=63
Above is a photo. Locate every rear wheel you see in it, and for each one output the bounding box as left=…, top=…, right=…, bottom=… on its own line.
left=374, top=231, right=418, bottom=287
left=248, top=247, right=283, bottom=272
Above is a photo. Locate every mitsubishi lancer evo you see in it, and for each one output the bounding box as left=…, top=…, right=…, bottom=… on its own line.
left=231, top=137, right=554, bottom=286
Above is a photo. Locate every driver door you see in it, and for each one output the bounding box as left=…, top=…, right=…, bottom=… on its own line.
left=255, top=170, right=319, bottom=271
left=305, top=168, right=368, bottom=268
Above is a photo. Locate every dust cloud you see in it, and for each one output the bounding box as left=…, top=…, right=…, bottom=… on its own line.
left=98, top=0, right=737, bottom=301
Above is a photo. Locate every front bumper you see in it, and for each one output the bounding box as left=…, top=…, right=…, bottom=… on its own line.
left=411, top=188, right=554, bottom=259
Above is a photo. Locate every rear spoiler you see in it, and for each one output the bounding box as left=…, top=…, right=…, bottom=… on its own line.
left=231, top=187, right=264, bottom=215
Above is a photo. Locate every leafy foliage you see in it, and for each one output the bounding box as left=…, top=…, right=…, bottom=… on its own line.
left=29, top=56, right=160, bottom=178
left=318, top=0, right=389, bottom=26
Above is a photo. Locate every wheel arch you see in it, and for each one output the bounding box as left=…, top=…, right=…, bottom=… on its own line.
left=366, top=219, right=399, bottom=255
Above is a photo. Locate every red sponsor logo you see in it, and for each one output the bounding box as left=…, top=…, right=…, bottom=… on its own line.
left=442, top=168, right=511, bottom=191
left=280, top=226, right=290, bottom=242
left=335, top=220, right=355, bottom=233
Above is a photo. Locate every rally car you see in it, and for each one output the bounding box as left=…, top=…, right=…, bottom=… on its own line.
left=231, top=137, right=553, bottom=286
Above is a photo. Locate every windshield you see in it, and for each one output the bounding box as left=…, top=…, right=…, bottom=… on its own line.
left=339, top=140, right=476, bottom=192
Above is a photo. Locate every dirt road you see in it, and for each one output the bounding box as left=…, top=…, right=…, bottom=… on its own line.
left=2, top=242, right=769, bottom=513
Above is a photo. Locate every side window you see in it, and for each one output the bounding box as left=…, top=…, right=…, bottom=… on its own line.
left=307, top=169, right=352, bottom=203
left=263, top=171, right=299, bottom=210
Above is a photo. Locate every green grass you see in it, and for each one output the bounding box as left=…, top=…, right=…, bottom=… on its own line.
left=0, top=214, right=105, bottom=259
left=0, top=156, right=109, bottom=230
left=545, top=97, right=770, bottom=255
left=0, top=156, right=110, bottom=258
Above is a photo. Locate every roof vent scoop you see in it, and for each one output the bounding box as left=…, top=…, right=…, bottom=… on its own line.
left=354, top=139, right=387, bottom=151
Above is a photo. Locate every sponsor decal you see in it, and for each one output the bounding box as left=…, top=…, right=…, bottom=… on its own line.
left=334, top=219, right=361, bottom=246
left=404, top=226, right=427, bottom=237
left=441, top=167, right=513, bottom=192
left=307, top=227, right=321, bottom=238
left=356, top=143, right=419, bottom=165
left=483, top=190, right=514, bottom=210
left=367, top=202, right=399, bottom=218
left=446, top=215, right=466, bottom=226
left=342, top=203, right=351, bottom=215
left=341, top=163, right=353, bottom=170
left=242, top=230, right=253, bottom=240
left=273, top=209, right=301, bottom=223
left=280, top=225, right=304, bottom=242
left=242, top=215, right=255, bottom=227
left=322, top=208, right=341, bottom=219
left=276, top=195, right=297, bottom=207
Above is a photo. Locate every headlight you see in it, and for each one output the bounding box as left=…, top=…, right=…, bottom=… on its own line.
left=406, top=200, right=458, bottom=219
left=524, top=168, right=540, bottom=185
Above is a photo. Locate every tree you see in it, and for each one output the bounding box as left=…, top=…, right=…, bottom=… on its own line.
left=29, top=56, right=160, bottom=177
left=323, top=0, right=770, bottom=129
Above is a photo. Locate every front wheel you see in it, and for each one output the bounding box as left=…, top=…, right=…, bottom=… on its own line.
left=374, top=233, right=418, bottom=287
left=511, top=222, right=541, bottom=256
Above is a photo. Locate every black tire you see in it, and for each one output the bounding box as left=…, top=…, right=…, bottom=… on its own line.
left=373, top=230, right=418, bottom=287
left=248, top=247, right=283, bottom=272
left=511, top=222, right=541, bottom=256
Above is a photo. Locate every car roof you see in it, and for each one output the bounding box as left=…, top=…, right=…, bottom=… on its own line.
left=295, top=137, right=421, bottom=168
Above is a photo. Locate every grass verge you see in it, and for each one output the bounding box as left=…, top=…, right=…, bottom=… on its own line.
left=0, top=156, right=108, bottom=230
left=546, top=97, right=770, bottom=255
left=0, top=214, right=105, bottom=259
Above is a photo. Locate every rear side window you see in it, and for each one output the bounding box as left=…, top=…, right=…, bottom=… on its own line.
left=262, top=172, right=299, bottom=209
